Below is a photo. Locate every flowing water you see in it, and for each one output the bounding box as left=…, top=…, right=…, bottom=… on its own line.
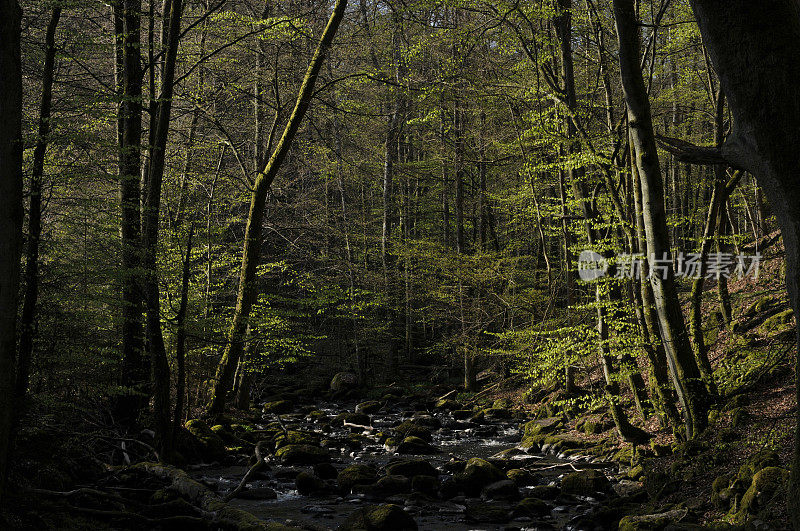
left=191, top=400, right=617, bottom=530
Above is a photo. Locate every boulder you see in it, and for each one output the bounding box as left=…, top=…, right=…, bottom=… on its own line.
left=481, top=479, right=521, bottom=501
left=560, top=469, right=610, bottom=497
left=506, top=468, right=537, bottom=487
left=275, top=444, right=330, bottom=465
left=392, top=421, right=432, bottom=442
left=435, top=399, right=461, bottom=410
left=385, top=459, right=439, bottom=478
left=375, top=475, right=411, bottom=495
left=331, top=372, right=359, bottom=392
left=184, top=419, right=226, bottom=461
left=528, top=485, right=560, bottom=500
left=338, top=464, right=378, bottom=492
left=515, top=497, right=550, bottom=518
left=618, top=508, right=688, bottom=531
left=455, top=458, right=505, bottom=496
left=355, top=401, right=382, bottom=414
left=262, top=400, right=293, bottom=414
left=396, top=436, right=438, bottom=455
left=736, top=467, right=789, bottom=520
left=274, top=430, right=319, bottom=450
left=313, top=462, right=338, bottom=480
left=337, top=504, right=417, bottom=531
left=296, top=471, right=325, bottom=495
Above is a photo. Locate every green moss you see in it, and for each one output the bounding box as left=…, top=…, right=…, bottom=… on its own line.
left=338, top=464, right=378, bottom=492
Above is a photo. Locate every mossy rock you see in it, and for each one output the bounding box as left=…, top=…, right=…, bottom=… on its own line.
left=528, top=485, right=560, bottom=500
left=761, top=308, right=794, bottom=331
left=734, top=467, right=789, bottom=521
left=560, top=469, right=610, bottom=497
left=275, top=444, right=330, bottom=465
left=338, top=504, right=418, bottom=531
left=455, top=458, right=505, bottom=496
left=515, top=497, right=550, bottom=518
left=306, top=410, right=330, bottom=423
left=435, top=399, right=461, bottom=410
left=493, top=398, right=513, bottom=409
left=737, top=450, right=780, bottom=482
left=385, top=459, right=438, bottom=478
left=376, top=475, right=411, bottom=495
left=506, top=468, right=537, bottom=487
left=355, top=401, right=382, bottom=414
left=627, top=464, right=645, bottom=481
left=184, top=419, right=226, bottom=460
left=481, top=479, right=521, bottom=501
left=296, top=471, right=325, bottom=495
left=618, top=508, right=688, bottom=531
left=330, top=372, right=359, bottom=392
left=521, top=417, right=563, bottom=438
left=411, top=474, right=439, bottom=496
left=338, top=464, right=378, bottom=492
left=396, top=436, right=438, bottom=455
left=274, top=430, right=320, bottom=450
left=392, top=421, right=432, bottom=442
left=262, top=400, right=293, bottom=414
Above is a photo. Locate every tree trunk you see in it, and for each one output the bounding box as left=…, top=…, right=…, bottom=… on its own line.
left=687, top=1, right=800, bottom=524
left=115, top=0, right=147, bottom=427
left=142, top=0, right=183, bottom=456
left=0, top=0, right=23, bottom=501
left=613, top=0, right=709, bottom=439
left=173, top=223, right=193, bottom=444
left=16, top=6, right=61, bottom=406
left=207, top=0, right=348, bottom=416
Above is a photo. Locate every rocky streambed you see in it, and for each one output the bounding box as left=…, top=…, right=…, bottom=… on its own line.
left=185, top=393, right=645, bottom=530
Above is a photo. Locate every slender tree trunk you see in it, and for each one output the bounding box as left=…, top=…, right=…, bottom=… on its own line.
left=173, top=223, right=193, bottom=442
left=115, top=0, right=147, bottom=426
left=207, top=0, right=348, bottom=416
left=141, top=0, right=183, bottom=456
left=0, top=0, right=23, bottom=501
left=614, top=0, right=709, bottom=438
left=16, top=6, right=61, bottom=406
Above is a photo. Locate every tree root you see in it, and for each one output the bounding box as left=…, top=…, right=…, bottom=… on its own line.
left=224, top=440, right=268, bottom=502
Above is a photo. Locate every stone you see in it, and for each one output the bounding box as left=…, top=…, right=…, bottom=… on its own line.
left=435, top=399, right=461, bottom=410
left=451, top=409, right=474, bottom=420
left=455, top=458, right=505, bottom=496
left=262, top=400, right=293, bottom=414
left=528, top=485, right=560, bottom=500
left=392, top=421, right=432, bottom=442
left=184, top=419, right=226, bottom=460
left=337, top=504, right=418, bottom=531
left=275, top=444, right=330, bottom=465
left=274, top=430, right=320, bottom=450
left=330, top=372, right=359, bottom=392
left=515, top=497, right=550, bottom=518
left=736, top=467, right=789, bottom=519
left=560, top=469, right=610, bottom=497
left=481, top=479, right=521, bottom=501
left=464, top=501, right=512, bottom=524
left=618, top=508, right=688, bottom=531
left=396, top=436, right=438, bottom=455
left=338, top=464, right=378, bottom=492
left=483, top=407, right=512, bottom=420
left=506, top=468, right=537, bottom=487
left=296, top=471, right=325, bottom=495
left=376, top=475, right=411, bottom=495
left=385, top=459, right=439, bottom=478
left=356, top=401, right=382, bottom=414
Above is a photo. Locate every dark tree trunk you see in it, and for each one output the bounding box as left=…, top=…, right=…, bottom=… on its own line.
left=173, top=223, right=193, bottom=443
left=687, top=1, right=800, bottom=524
left=115, top=0, right=147, bottom=426
left=16, top=6, right=61, bottom=406
left=0, top=0, right=23, bottom=501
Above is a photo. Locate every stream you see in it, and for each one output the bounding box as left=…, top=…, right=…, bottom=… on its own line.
left=189, top=398, right=621, bottom=530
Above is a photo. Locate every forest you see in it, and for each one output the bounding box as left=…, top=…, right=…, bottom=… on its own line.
left=1, top=0, right=800, bottom=529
